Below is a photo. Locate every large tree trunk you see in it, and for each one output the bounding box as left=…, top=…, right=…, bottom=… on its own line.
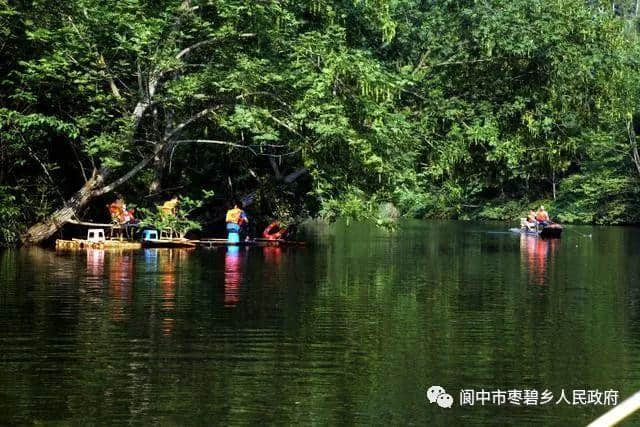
left=19, top=5, right=217, bottom=246
left=20, top=170, right=108, bottom=245
left=628, top=120, right=640, bottom=178
left=633, top=143, right=640, bottom=178
left=20, top=144, right=162, bottom=245
left=148, top=145, right=167, bottom=196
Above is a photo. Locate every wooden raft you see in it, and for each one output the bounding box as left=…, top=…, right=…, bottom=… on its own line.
left=55, top=239, right=142, bottom=250
left=141, top=238, right=197, bottom=248
left=196, top=238, right=306, bottom=248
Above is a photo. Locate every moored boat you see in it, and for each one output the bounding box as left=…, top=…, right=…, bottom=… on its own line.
left=510, top=223, right=563, bottom=238
left=538, top=224, right=563, bottom=238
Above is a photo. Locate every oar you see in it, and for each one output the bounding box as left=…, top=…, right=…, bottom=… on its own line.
left=587, top=389, right=640, bottom=427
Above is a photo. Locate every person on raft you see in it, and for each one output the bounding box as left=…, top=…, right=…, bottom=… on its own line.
left=535, top=206, right=550, bottom=226
left=160, top=196, right=179, bottom=216
left=263, top=221, right=287, bottom=240
left=109, top=195, right=135, bottom=225
left=226, top=201, right=249, bottom=238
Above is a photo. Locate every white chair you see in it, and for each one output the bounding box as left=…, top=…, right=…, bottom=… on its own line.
left=87, top=228, right=105, bottom=243
left=160, top=229, right=174, bottom=240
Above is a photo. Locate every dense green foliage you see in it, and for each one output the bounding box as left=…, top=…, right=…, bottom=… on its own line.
left=2, top=0, right=640, bottom=245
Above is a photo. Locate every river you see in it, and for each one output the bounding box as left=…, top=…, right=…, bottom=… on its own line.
left=1, top=221, right=639, bottom=425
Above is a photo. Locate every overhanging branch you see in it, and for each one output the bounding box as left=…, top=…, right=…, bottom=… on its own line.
left=172, top=139, right=258, bottom=154
left=93, top=146, right=162, bottom=197
left=175, top=33, right=256, bottom=60
left=165, top=106, right=221, bottom=140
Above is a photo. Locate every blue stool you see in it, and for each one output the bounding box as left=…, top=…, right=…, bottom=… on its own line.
left=227, top=232, right=240, bottom=243
left=142, top=229, right=158, bottom=241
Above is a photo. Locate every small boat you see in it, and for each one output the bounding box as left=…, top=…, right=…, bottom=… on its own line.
left=510, top=223, right=563, bottom=238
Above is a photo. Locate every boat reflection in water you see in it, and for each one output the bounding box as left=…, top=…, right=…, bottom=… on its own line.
left=108, top=252, right=134, bottom=321
left=224, top=246, right=245, bottom=307
left=520, top=234, right=559, bottom=285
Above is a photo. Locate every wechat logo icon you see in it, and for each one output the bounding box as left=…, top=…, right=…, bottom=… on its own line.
left=427, top=385, right=454, bottom=408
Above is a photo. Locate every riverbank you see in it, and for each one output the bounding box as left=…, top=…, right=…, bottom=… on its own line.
left=405, top=197, right=640, bottom=226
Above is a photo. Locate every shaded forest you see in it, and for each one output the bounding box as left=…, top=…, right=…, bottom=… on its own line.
left=2, top=0, right=640, bottom=246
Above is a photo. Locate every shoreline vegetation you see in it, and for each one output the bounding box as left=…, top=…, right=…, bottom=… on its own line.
left=2, top=0, right=640, bottom=247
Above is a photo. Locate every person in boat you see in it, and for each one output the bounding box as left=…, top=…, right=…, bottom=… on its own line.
left=535, top=205, right=550, bottom=226
left=521, top=210, right=538, bottom=231
left=226, top=200, right=249, bottom=239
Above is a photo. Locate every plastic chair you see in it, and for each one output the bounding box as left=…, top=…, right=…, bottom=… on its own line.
left=142, top=230, right=158, bottom=241
left=87, top=229, right=105, bottom=243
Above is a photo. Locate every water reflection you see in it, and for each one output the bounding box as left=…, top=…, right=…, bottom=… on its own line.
left=86, top=249, right=104, bottom=277
left=520, top=234, right=559, bottom=285
left=155, top=250, right=192, bottom=336
left=143, top=248, right=158, bottom=272
left=2, top=222, right=640, bottom=425
left=159, top=251, right=177, bottom=335
left=224, top=246, right=244, bottom=307
left=83, top=249, right=187, bottom=333
left=263, top=246, right=282, bottom=264
left=108, top=252, right=134, bottom=321
left=85, top=249, right=106, bottom=305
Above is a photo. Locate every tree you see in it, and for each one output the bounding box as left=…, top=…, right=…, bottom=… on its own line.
left=2, top=0, right=640, bottom=247
left=8, top=0, right=302, bottom=244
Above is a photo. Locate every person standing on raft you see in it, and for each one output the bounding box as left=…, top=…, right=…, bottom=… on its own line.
left=225, top=201, right=249, bottom=242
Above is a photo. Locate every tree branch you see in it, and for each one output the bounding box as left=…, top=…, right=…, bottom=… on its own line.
left=627, top=121, right=640, bottom=177
left=283, top=167, right=308, bottom=183
left=431, top=56, right=505, bottom=68
left=164, top=106, right=221, bottom=140
left=93, top=146, right=162, bottom=197
left=267, top=114, right=303, bottom=138
left=176, top=39, right=216, bottom=60
left=236, top=91, right=291, bottom=110
left=172, top=139, right=258, bottom=154
left=131, top=73, right=159, bottom=128
left=269, top=157, right=282, bottom=180
left=176, top=33, right=256, bottom=60
left=171, top=139, right=301, bottom=158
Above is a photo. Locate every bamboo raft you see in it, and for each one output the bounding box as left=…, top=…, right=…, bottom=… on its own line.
left=195, top=238, right=306, bottom=248
left=141, top=238, right=197, bottom=248
left=56, top=239, right=142, bottom=250
left=56, top=237, right=305, bottom=250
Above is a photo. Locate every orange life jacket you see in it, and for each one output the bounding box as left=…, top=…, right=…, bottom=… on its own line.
left=536, top=211, right=549, bottom=222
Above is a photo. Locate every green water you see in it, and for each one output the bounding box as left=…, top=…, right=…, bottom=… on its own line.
left=1, top=221, right=639, bottom=425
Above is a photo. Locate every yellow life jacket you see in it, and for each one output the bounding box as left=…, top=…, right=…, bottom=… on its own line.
left=226, top=208, right=243, bottom=224
left=162, top=199, right=178, bottom=210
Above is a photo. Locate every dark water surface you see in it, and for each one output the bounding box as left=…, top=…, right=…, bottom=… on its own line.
left=1, top=221, right=640, bottom=425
